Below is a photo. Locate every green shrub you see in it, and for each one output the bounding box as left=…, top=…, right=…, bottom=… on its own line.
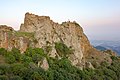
left=111, top=56, right=118, bottom=61
left=25, top=47, right=45, bottom=57
left=32, top=54, right=43, bottom=64
left=0, top=47, right=120, bottom=80
left=5, top=53, right=16, bottom=64
left=31, top=72, right=44, bottom=80
left=0, top=48, right=7, bottom=56
left=0, top=75, right=8, bottom=80
left=11, top=48, right=21, bottom=62
left=10, top=76, right=22, bottom=80
left=15, top=31, right=34, bottom=38
left=11, top=63, right=24, bottom=75
left=55, top=42, right=73, bottom=57
left=20, top=55, right=33, bottom=66
left=45, top=46, right=52, bottom=53
left=0, top=64, right=10, bottom=75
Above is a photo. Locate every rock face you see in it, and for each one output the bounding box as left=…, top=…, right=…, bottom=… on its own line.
left=40, top=58, right=49, bottom=71
left=0, top=25, right=33, bottom=53
left=20, top=12, right=96, bottom=67
left=0, top=12, right=113, bottom=69
left=0, top=25, right=13, bottom=49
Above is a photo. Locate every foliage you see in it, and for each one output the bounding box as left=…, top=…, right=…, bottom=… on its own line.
left=11, top=48, right=21, bottom=61
left=0, top=47, right=120, bottom=80
left=0, top=75, right=8, bottom=80
left=10, top=76, right=22, bottom=80
left=111, top=56, right=118, bottom=61
left=14, top=31, right=34, bottom=38
left=0, top=64, right=10, bottom=75
left=25, top=47, right=45, bottom=57
left=0, top=48, right=7, bottom=56
left=45, top=46, right=52, bottom=53
left=31, top=72, right=44, bottom=80
left=55, top=42, right=73, bottom=57
left=32, top=54, right=43, bottom=64
left=5, top=52, right=16, bottom=64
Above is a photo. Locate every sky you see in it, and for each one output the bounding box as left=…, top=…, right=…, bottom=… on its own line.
left=0, top=0, right=120, bottom=41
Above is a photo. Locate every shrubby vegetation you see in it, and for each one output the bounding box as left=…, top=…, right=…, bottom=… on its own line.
left=55, top=42, right=73, bottom=57
left=0, top=46, right=120, bottom=80
left=14, top=31, right=34, bottom=38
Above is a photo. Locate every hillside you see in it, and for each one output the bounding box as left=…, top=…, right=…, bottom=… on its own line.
left=0, top=12, right=119, bottom=80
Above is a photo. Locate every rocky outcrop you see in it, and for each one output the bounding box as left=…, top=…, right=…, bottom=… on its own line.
left=0, top=25, right=34, bottom=53
left=20, top=12, right=98, bottom=68
left=40, top=58, right=49, bottom=71
left=0, top=25, right=13, bottom=49
left=0, top=12, right=113, bottom=70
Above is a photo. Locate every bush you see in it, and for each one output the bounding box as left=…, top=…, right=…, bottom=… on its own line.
left=0, top=64, right=10, bottom=75
left=111, top=56, right=118, bottom=61
left=0, top=75, right=8, bottom=80
left=25, top=47, right=45, bottom=57
left=20, top=55, right=33, bottom=66
left=31, top=72, right=44, bottom=80
left=32, top=54, right=43, bottom=64
left=11, top=63, right=24, bottom=75
left=10, top=76, right=22, bottom=80
left=45, top=46, right=52, bottom=53
left=0, top=48, right=7, bottom=56
left=0, top=47, right=120, bottom=80
left=55, top=42, right=73, bottom=57
left=11, top=48, right=21, bottom=62
left=5, top=53, right=16, bottom=64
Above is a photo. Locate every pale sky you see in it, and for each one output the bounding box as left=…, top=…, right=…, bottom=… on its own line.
left=0, top=0, right=120, bottom=41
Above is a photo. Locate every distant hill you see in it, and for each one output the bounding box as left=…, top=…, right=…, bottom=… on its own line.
left=94, top=46, right=107, bottom=51
left=91, top=40, right=120, bottom=55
